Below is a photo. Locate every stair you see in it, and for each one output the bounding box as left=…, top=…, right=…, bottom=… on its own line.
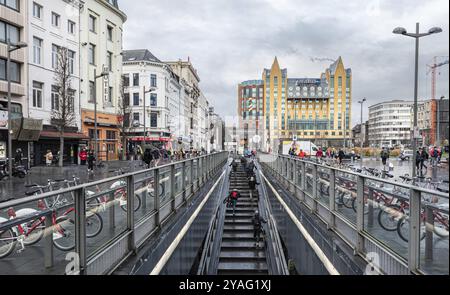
left=217, top=160, right=268, bottom=275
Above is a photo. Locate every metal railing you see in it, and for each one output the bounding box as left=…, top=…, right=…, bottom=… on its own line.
left=259, top=153, right=449, bottom=275
left=0, top=152, right=228, bottom=275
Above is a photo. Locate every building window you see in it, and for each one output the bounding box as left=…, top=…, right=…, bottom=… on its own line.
left=89, top=81, right=95, bottom=102
left=32, top=2, right=42, bottom=18
left=106, top=130, right=116, bottom=140
left=68, top=50, right=75, bottom=74
left=89, top=15, right=96, bottom=33
left=51, top=85, right=59, bottom=110
left=150, top=74, right=157, bottom=87
left=133, top=112, right=140, bottom=123
left=133, top=73, right=139, bottom=86
left=68, top=89, right=75, bottom=112
left=122, top=74, right=129, bottom=87
left=0, top=21, right=20, bottom=44
left=88, top=43, right=95, bottom=65
left=68, top=20, right=76, bottom=35
left=33, top=37, right=42, bottom=65
left=32, top=81, right=43, bottom=108
left=88, top=129, right=100, bottom=139
left=150, top=112, right=157, bottom=128
left=107, top=25, right=113, bottom=41
left=107, top=51, right=113, bottom=71
left=338, top=76, right=342, bottom=87
left=108, top=87, right=113, bottom=104
left=150, top=93, right=157, bottom=107
left=51, top=12, right=60, bottom=27
left=0, top=58, right=20, bottom=83
left=133, top=93, right=139, bottom=106
left=51, top=44, right=59, bottom=68
left=1, top=0, right=19, bottom=10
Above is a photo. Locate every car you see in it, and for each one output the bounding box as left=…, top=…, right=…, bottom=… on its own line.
left=399, top=149, right=413, bottom=161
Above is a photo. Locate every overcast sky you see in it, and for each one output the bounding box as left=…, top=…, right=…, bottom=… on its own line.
left=120, top=0, right=449, bottom=125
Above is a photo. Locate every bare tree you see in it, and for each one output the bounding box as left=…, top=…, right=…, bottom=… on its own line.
left=117, top=76, right=131, bottom=160
left=52, top=47, right=76, bottom=167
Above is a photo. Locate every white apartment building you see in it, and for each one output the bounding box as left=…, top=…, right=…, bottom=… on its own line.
left=79, top=0, right=126, bottom=161
left=208, top=108, right=224, bottom=152
left=27, top=0, right=84, bottom=165
left=368, top=100, right=413, bottom=147
left=122, top=49, right=184, bottom=150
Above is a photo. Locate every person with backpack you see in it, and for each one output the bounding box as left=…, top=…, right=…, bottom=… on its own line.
left=380, top=148, right=389, bottom=167
left=246, top=160, right=257, bottom=177
left=337, top=149, right=345, bottom=165
left=248, top=175, right=260, bottom=191
left=224, top=189, right=241, bottom=216
left=252, top=210, right=267, bottom=248
left=87, top=151, right=96, bottom=173
left=143, top=147, right=153, bottom=168
left=229, top=159, right=238, bottom=173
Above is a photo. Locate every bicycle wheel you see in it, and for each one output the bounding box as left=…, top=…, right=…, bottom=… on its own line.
left=52, top=215, right=75, bottom=251
left=86, top=212, right=103, bottom=238
left=148, top=183, right=165, bottom=198
left=22, top=219, right=45, bottom=246
left=397, top=216, right=426, bottom=242
left=0, top=229, right=16, bottom=259
left=378, top=204, right=403, bottom=231
left=351, top=197, right=370, bottom=215
left=319, top=182, right=329, bottom=196
left=119, top=194, right=141, bottom=212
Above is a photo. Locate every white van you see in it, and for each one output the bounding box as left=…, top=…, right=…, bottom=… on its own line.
left=281, top=141, right=320, bottom=156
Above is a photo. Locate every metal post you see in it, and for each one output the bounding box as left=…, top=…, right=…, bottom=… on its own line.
left=154, top=168, right=160, bottom=227
left=411, top=23, right=420, bottom=184
left=126, top=174, right=136, bottom=251
left=294, top=159, right=300, bottom=200
left=170, top=164, right=176, bottom=212
left=312, top=164, right=318, bottom=213
left=367, top=188, right=374, bottom=228
left=408, top=188, right=421, bottom=272
left=143, top=86, right=146, bottom=146
left=329, top=169, right=336, bottom=229
left=425, top=205, right=434, bottom=260
left=182, top=161, right=187, bottom=202
left=7, top=42, right=13, bottom=178
left=74, top=187, right=87, bottom=275
left=359, top=99, right=365, bottom=168
left=356, top=175, right=365, bottom=254
left=109, top=191, right=116, bottom=228
left=94, top=68, right=98, bottom=160
left=190, top=159, right=194, bottom=197
left=300, top=161, right=306, bottom=201
left=44, top=211, right=54, bottom=268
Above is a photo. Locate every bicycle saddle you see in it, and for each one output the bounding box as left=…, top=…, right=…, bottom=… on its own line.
left=51, top=179, right=66, bottom=182
left=385, top=173, right=394, bottom=178
left=25, top=188, right=41, bottom=196
left=25, top=183, right=40, bottom=188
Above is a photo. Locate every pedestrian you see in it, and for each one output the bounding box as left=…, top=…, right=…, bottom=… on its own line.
left=316, top=148, right=323, bottom=160
left=351, top=149, right=356, bottom=162
left=79, top=148, right=87, bottom=165
left=298, top=149, right=306, bottom=159
left=431, top=146, right=439, bottom=167
left=45, top=150, right=53, bottom=166
left=224, top=189, right=240, bottom=216
left=380, top=147, right=389, bottom=167
left=143, top=147, right=153, bottom=168
left=229, top=159, right=238, bottom=173
left=416, top=148, right=428, bottom=176
left=87, top=150, right=96, bottom=173
left=246, top=160, right=257, bottom=177
left=248, top=175, right=260, bottom=191
left=337, top=149, right=345, bottom=165
left=437, top=147, right=442, bottom=164
left=252, top=210, right=267, bottom=248
left=15, top=148, right=23, bottom=166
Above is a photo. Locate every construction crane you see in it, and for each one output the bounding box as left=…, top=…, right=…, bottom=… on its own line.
left=427, top=56, right=449, bottom=100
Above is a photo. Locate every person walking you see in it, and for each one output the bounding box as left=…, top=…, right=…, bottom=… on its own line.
left=416, top=148, right=428, bottom=176
left=45, top=150, right=53, bottom=166
left=252, top=210, right=267, bottom=248
left=298, top=149, right=306, bottom=159
left=337, top=149, right=345, bottom=165
left=248, top=175, right=260, bottom=191
left=79, top=148, right=87, bottom=166
left=87, top=150, right=96, bottom=173
left=316, top=148, right=323, bottom=162
left=229, top=159, right=238, bottom=173
left=224, top=189, right=241, bottom=216
left=380, top=148, right=389, bottom=167
left=14, top=148, right=23, bottom=166
left=246, top=160, right=257, bottom=177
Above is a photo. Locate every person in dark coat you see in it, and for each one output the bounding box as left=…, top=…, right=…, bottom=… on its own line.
left=87, top=151, right=96, bottom=173
left=252, top=210, right=267, bottom=247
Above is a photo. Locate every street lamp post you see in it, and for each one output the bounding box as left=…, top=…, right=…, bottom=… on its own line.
left=7, top=40, right=27, bottom=178
left=437, top=96, right=444, bottom=147
left=358, top=98, right=367, bottom=167
left=93, top=68, right=109, bottom=161
left=393, top=23, right=442, bottom=181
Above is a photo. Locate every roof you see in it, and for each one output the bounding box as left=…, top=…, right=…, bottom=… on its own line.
left=122, top=49, right=161, bottom=63
left=286, top=78, right=329, bottom=99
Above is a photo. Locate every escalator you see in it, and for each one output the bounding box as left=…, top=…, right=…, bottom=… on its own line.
left=217, top=161, right=268, bottom=275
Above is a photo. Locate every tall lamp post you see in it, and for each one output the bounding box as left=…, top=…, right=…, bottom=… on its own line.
left=142, top=86, right=157, bottom=146
left=7, top=40, right=27, bottom=178
left=93, top=68, right=109, bottom=161
left=358, top=98, right=366, bottom=167
left=436, top=96, right=444, bottom=147
left=393, top=23, right=442, bottom=181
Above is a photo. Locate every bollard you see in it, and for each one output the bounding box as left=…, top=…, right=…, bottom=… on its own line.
left=425, top=205, right=434, bottom=261
left=44, top=210, right=54, bottom=268
left=126, top=174, right=136, bottom=252
left=74, top=187, right=87, bottom=275
left=367, top=188, right=374, bottom=228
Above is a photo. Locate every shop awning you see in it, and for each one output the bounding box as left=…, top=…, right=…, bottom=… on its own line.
left=40, top=131, right=90, bottom=140
left=129, top=136, right=171, bottom=142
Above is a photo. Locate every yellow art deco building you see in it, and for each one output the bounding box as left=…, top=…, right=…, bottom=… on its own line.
left=261, top=57, right=352, bottom=151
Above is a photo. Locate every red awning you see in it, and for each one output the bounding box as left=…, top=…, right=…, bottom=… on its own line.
left=129, top=137, right=171, bottom=142
left=40, top=131, right=90, bottom=140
